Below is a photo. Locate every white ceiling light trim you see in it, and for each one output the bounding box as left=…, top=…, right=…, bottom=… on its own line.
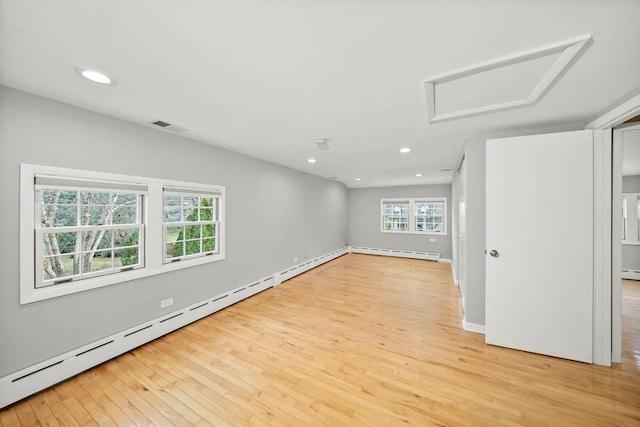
left=74, top=67, right=116, bottom=86
left=423, top=34, right=591, bottom=123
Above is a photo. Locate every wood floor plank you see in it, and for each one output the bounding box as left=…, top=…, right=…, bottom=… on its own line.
left=11, top=400, right=39, bottom=427
left=0, top=407, right=21, bottom=427
left=1, top=254, right=639, bottom=426
left=27, top=394, right=61, bottom=427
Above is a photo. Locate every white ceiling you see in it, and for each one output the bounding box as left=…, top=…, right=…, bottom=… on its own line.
left=1, top=0, right=639, bottom=188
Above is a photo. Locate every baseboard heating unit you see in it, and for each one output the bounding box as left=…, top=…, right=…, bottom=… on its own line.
left=348, top=246, right=440, bottom=261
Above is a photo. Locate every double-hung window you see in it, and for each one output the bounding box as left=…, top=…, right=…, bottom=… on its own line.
left=415, top=200, right=445, bottom=233
left=21, top=164, right=226, bottom=304
left=35, top=176, right=146, bottom=288
left=381, top=197, right=447, bottom=235
left=382, top=202, right=409, bottom=231
left=163, top=187, right=221, bottom=262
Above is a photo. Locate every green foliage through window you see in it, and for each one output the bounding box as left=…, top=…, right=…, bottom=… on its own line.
left=164, top=193, right=218, bottom=261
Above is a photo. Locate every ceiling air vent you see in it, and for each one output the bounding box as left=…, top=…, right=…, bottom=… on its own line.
left=150, top=120, right=188, bottom=133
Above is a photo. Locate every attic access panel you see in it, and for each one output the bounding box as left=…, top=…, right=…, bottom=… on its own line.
left=423, top=34, right=591, bottom=123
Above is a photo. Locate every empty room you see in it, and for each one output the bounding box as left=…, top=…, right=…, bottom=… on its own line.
left=1, top=0, right=639, bottom=425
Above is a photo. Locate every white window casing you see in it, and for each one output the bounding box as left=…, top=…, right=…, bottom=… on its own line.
left=381, top=197, right=447, bottom=235
left=20, top=164, right=225, bottom=304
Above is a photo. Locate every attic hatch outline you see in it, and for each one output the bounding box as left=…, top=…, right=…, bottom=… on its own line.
left=423, top=34, right=591, bottom=123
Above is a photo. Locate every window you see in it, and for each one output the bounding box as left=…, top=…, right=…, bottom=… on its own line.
left=382, top=202, right=409, bottom=231
left=381, top=197, right=447, bottom=235
left=20, top=164, right=226, bottom=304
left=163, top=188, right=221, bottom=262
left=415, top=200, right=445, bottom=233
left=35, top=176, right=145, bottom=288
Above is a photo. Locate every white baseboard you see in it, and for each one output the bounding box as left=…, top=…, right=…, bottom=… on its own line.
left=0, top=247, right=349, bottom=409
left=622, top=269, right=640, bottom=280
left=462, top=318, right=486, bottom=334
left=348, top=246, right=440, bottom=262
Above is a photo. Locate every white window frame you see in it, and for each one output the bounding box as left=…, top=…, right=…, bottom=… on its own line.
left=20, top=164, right=225, bottom=304
left=35, top=179, right=146, bottom=288
left=380, top=197, right=447, bottom=235
left=162, top=187, right=221, bottom=263
left=381, top=201, right=410, bottom=231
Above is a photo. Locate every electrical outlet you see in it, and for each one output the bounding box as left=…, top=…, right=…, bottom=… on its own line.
left=160, top=297, right=173, bottom=308
left=429, top=238, right=436, bottom=242
left=293, top=257, right=298, bottom=263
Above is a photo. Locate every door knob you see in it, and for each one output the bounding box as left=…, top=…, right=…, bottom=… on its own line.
left=489, top=249, right=499, bottom=258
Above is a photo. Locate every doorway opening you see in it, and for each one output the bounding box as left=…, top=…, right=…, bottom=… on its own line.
left=612, top=117, right=640, bottom=364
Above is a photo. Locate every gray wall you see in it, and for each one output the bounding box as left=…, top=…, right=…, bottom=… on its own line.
left=462, top=139, right=486, bottom=326
left=622, top=175, right=640, bottom=270
left=347, top=185, right=452, bottom=259
left=0, top=86, right=348, bottom=376
left=623, top=175, right=640, bottom=193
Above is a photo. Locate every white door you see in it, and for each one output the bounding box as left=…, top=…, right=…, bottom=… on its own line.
left=485, top=130, right=594, bottom=363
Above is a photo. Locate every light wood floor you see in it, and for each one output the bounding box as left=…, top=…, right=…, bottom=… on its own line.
left=1, top=254, right=639, bottom=426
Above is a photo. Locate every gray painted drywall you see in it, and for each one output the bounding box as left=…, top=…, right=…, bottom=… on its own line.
left=0, top=86, right=348, bottom=376
left=622, top=175, right=640, bottom=192
left=347, top=185, right=452, bottom=259
left=462, top=139, right=486, bottom=326
left=622, top=175, right=640, bottom=270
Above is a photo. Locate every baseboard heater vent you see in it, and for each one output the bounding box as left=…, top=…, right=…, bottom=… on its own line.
left=124, top=325, right=152, bottom=338
left=11, top=361, right=63, bottom=384
left=0, top=246, right=350, bottom=409
left=75, top=340, right=114, bottom=357
left=348, top=246, right=440, bottom=262
left=190, top=302, right=209, bottom=312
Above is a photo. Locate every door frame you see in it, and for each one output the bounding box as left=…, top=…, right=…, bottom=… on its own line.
left=611, top=123, right=640, bottom=362
left=587, top=92, right=640, bottom=365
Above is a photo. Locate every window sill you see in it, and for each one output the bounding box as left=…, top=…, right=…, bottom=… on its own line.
left=21, top=252, right=226, bottom=304
left=380, top=229, right=447, bottom=236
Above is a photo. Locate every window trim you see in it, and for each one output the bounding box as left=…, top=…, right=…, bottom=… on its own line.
left=380, top=197, right=447, bottom=235
left=20, top=164, right=225, bottom=304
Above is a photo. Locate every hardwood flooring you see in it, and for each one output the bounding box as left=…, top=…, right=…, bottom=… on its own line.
left=1, top=254, right=639, bottom=426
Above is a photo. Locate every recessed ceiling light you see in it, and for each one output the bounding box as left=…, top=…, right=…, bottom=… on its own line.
left=75, top=67, right=116, bottom=85
left=399, top=147, right=411, bottom=153
left=415, top=173, right=422, bottom=177
left=355, top=178, right=362, bottom=181
left=307, top=158, right=317, bottom=164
